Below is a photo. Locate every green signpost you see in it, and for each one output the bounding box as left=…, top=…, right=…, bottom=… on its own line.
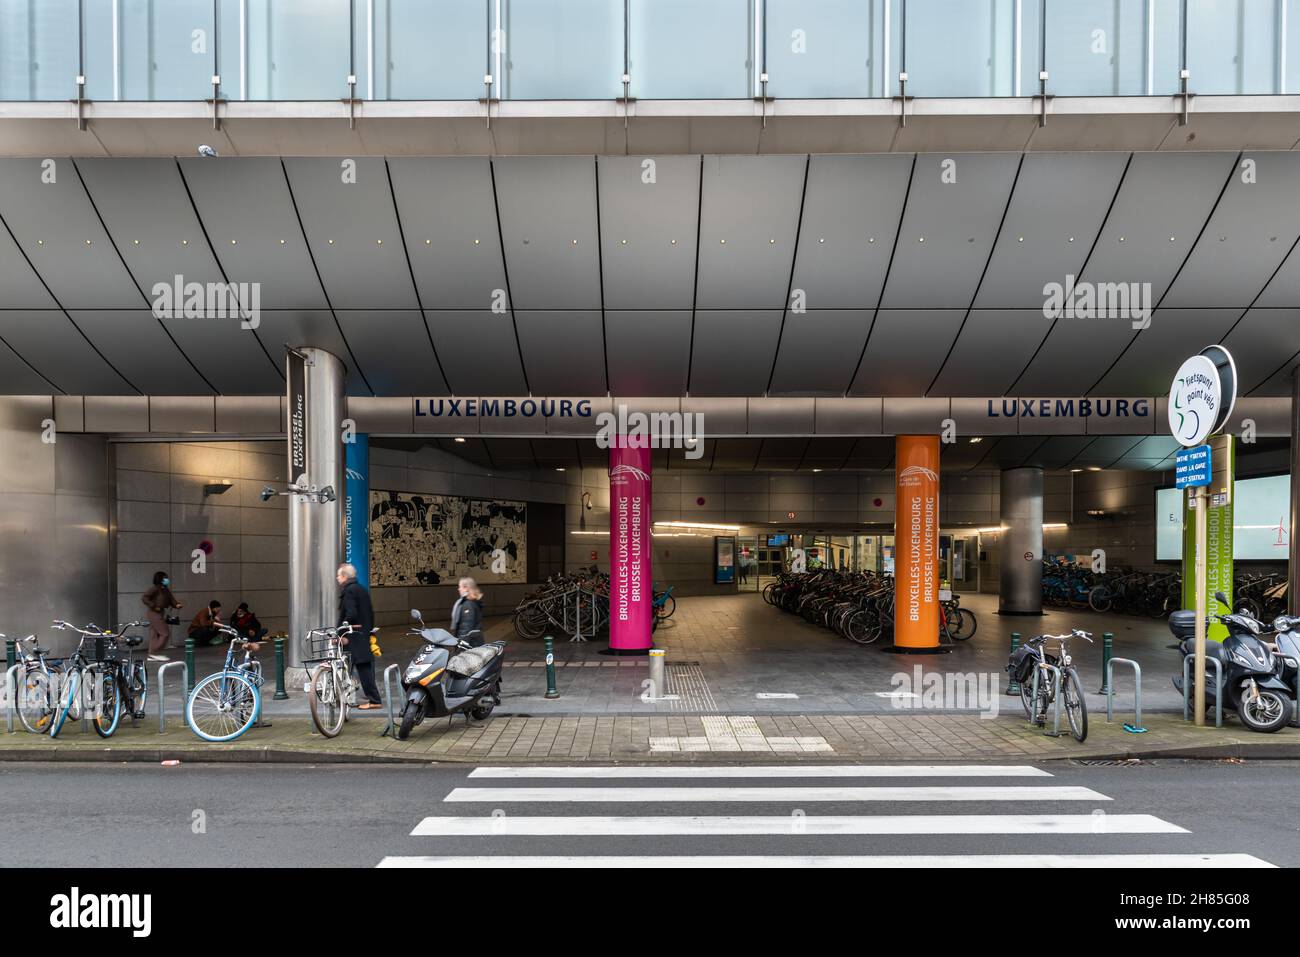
left=1181, top=434, right=1234, bottom=643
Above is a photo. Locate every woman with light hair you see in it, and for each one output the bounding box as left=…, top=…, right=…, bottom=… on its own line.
left=451, top=577, right=484, bottom=647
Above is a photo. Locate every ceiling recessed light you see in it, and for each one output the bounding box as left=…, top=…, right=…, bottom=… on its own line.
left=84, top=239, right=92, bottom=245
left=1017, top=237, right=1024, bottom=243
left=377, top=238, right=383, bottom=244
left=571, top=239, right=578, bottom=245
left=720, top=239, right=727, bottom=244
left=181, top=239, right=189, bottom=246
left=453, top=437, right=466, bottom=443
left=620, top=239, right=627, bottom=245
left=132, top=239, right=140, bottom=246
left=769, top=238, right=775, bottom=244
left=279, top=239, right=286, bottom=245
left=555, top=467, right=566, bottom=472
left=969, top=437, right=983, bottom=444
left=230, top=239, right=237, bottom=245
left=327, top=239, right=334, bottom=244
left=918, top=237, right=925, bottom=243
left=670, top=239, right=677, bottom=244
left=36, top=239, right=43, bottom=245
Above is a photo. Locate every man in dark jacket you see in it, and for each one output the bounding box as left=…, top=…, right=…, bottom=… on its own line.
left=336, top=563, right=382, bottom=708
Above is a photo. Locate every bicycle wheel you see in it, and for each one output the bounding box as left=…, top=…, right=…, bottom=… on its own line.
left=1088, top=586, right=1112, bottom=614
left=186, top=672, right=260, bottom=742
left=1018, top=670, right=1037, bottom=721
left=307, top=662, right=345, bottom=738
left=48, top=669, right=81, bottom=738
left=949, top=608, right=977, bottom=641
left=129, top=663, right=148, bottom=717
left=1063, top=668, right=1088, bottom=742
left=658, top=594, right=676, bottom=619
left=92, top=671, right=122, bottom=739
left=17, top=668, right=56, bottom=734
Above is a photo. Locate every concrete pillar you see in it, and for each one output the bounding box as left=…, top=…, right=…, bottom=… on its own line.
left=999, top=466, right=1044, bottom=616
left=1291, top=369, right=1300, bottom=614
left=287, top=347, right=346, bottom=668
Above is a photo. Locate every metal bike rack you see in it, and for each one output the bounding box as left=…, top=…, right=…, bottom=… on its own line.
left=1029, top=662, right=1064, bottom=737
left=156, top=661, right=188, bottom=733
left=379, top=663, right=401, bottom=738
left=80, top=665, right=97, bottom=733
left=4, top=663, right=19, bottom=733
left=1104, top=657, right=1143, bottom=729
left=1181, top=653, right=1224, bottom=729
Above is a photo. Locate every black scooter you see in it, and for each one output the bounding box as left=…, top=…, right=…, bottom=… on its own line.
left=1171, top=592, right=1295, bottom=733
left=396, top=608, right=505, bottom=740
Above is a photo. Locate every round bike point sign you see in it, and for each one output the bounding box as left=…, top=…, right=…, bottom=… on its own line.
left=1168, top=354, right=1221, bottom=447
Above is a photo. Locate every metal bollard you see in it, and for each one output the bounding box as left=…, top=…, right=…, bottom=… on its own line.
left=1097, top=632, right=1114, bottom=694
left=184, top=637, right=196, bottom=695
left=648, top=648, right=666, bottom=701
left=379, top=663, right=402, bottom=737
left=1104, top=657, right=1144, bottom=731
left=156, top=660, right=188, bottom=733
left=273, top=637, right=288, bottom=700
left=5, top=637, right=14, bottom=672
left=543, top=636, right=560, bottom=699
left=4, top=663, right=20, bottom=733
left=1005, top=633, right=1021, bottom=695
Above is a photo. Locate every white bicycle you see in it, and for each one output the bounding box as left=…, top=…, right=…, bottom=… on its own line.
left=304, top=624, right=360, bottom=738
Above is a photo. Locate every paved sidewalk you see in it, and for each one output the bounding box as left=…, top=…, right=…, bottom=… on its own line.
left=5, top=710, right=1298, bottom=765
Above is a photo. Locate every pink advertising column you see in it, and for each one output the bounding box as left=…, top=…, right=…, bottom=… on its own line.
left=608, top=435, right=653, bottom=652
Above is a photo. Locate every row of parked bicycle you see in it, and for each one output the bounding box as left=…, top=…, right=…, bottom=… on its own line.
left=1043, top=562, right=1289, bottom=621
left=6, top=610, right=507, bottom=743
left=762, top=570, right=977, bottom=645
left=511, top=566, right=676, bottom=640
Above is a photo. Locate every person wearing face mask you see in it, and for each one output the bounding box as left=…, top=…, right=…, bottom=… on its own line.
left=451, top=577, right=484, bottom=647
left=141, top=570, right=183, bottom=662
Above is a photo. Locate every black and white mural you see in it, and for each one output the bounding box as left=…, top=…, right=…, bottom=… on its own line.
left=369, top=491, right=527, bottom=585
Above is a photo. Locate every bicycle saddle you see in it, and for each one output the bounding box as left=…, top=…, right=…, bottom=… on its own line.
left=124, top=635, right=145, bottom=648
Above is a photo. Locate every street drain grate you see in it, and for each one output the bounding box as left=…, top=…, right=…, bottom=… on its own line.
left=665, top=663, right=717, bottom=711
left=1070, top=758, right=1148, bottom=767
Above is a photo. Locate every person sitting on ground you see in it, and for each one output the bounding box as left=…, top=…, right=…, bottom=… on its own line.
left=229, top=602, right=265, bottom=643
left=188, top=600, right=224, bottom=646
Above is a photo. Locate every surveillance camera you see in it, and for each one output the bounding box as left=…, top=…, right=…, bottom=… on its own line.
left=197, top=145, right=219, bottom=158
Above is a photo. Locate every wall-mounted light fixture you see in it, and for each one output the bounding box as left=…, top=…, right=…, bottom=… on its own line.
left=203, top=479, right=234, bottom=498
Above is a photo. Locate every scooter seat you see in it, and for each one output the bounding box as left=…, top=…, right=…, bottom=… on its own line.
left=447, top=642, right=503, bottom=677
left=1179, top=637, right=1227, bottom=661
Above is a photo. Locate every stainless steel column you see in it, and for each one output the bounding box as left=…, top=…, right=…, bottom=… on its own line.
left=998, top=466, right=1044, bottom=615
left=1291, top=369, right=1300, bottom=614
left=287, top=348, right=346, bottom=668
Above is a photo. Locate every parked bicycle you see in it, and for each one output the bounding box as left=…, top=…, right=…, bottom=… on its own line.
left=10, top=633, right=64, bottom=734
left=304, top=623, right=361, bottom=738
left=513, top=566, right=610, bottom=639
left=1008, top=629, right=1091, bottom=742
left=186, top=625, right=265, bottom=742
left=47, top=620, right=109, bottom=738
left=940, top=593, right=977, bottom=641
left=86, top=620, right=150, bottom=738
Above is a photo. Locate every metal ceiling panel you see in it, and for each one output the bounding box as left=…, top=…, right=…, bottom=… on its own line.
left=66, top=310, right=204, bottom=394
left=431, top=437, right=492, bottom=467
left=975, top=153, right=1128, bottom=308
left=1163, top=152, right=1300, bottom=307
left=1254, top=355, right=1300, bottom=397
left=1009, top=317, right=1139, bottom=395
left=982, top=436, right=1049, bottom=469
left=153, top=316, right=278, bottom=395
left=335, top=311, right=447, bottom=396
left=597, top=156, right=700, bottom=310
left=0, top=311, right=133, bottom=394
left=1222, top=308, right=1300, bottom=394
left=683, top=397, right=748, bottom=434
left=484, top=439, right=537, bottom=469
left=688, top=310, right=783, bottom=395
left=1025, top=436, right=1098, bottom=470
left=842, top=437, right=895, bottom=469
left=0, top=336, right=56, bottom=394
left=281, top=158, right=418, bottom=310
left=388, top=158, right=508, bottom=310
left=529, top=439, right=580, bottom=468
left=768, top=309, right=874, bottom=395
left=939, top=440, right=990, bottom=471
left=605, top=310, right=691, bottom=395
left=880, top=154, right=1020, bottom=309
left=492, top=156, right=601, bottom=310
left=1079, top=152, right=1235, bottom=299
left=929, top=310, right=1053, bottom=396
left=177, top=157, right=329, bottom=310
left=851, top=310, right=964, bottom=396
left=424, top=310, right=528, bottom=396
left=513, top=311, right=607, bottom=395
left=1066, top=436, right=1145, bottom=468
left=815, top=398, right=884, bottom=435
left=755, top=437, right=809, bottom=470
left=709, top=438, right=762, bottom=470
left=0, top=158, right=144, bottom=309
left=799, top=437, right=857, bottom=469
left=1093, top=309, right=1242, bottom=395
left=75, top=158, right=229, bottom=296
left=790, top=155, right=913, bottom=309
left=0, top=214, right=55, bottom=308
left=695, top=155, right=807, bottom=309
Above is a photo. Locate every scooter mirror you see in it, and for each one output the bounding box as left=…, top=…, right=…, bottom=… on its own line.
left=410, top=608, right=422, bottom=622
left=1215, top=591, right=1230, bottom=607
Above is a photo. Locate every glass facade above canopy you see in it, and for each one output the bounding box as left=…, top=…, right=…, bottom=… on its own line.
left=0, top=0, right=1297, bottom=102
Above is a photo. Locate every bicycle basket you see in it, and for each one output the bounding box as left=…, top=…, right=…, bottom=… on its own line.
left=300, top=630, right=336, bottom=664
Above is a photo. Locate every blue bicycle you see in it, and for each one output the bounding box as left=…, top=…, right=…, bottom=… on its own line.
left=186, top=625, right=264, bottom=742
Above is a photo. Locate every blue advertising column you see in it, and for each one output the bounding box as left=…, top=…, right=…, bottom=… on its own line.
left=344, top=433, right=370, bottom=587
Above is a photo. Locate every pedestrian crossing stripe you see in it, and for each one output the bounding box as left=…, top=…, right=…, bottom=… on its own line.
left=378, top=854, right=1274, bottom=869
left=467, top=765, right=1054, bottom=779
left=443, top=785, right=1111, bottom=803
left=410, top=813, right=1184, bottom=836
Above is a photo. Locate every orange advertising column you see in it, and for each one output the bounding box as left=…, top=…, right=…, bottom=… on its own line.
left=892, top=435, right=941, bottom=651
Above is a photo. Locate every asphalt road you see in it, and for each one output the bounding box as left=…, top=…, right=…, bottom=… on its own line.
left=2, top=759, right=1296, bottom=868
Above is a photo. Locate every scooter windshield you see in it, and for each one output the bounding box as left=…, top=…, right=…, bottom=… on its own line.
left=421, top=627, right=460, bottom=648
